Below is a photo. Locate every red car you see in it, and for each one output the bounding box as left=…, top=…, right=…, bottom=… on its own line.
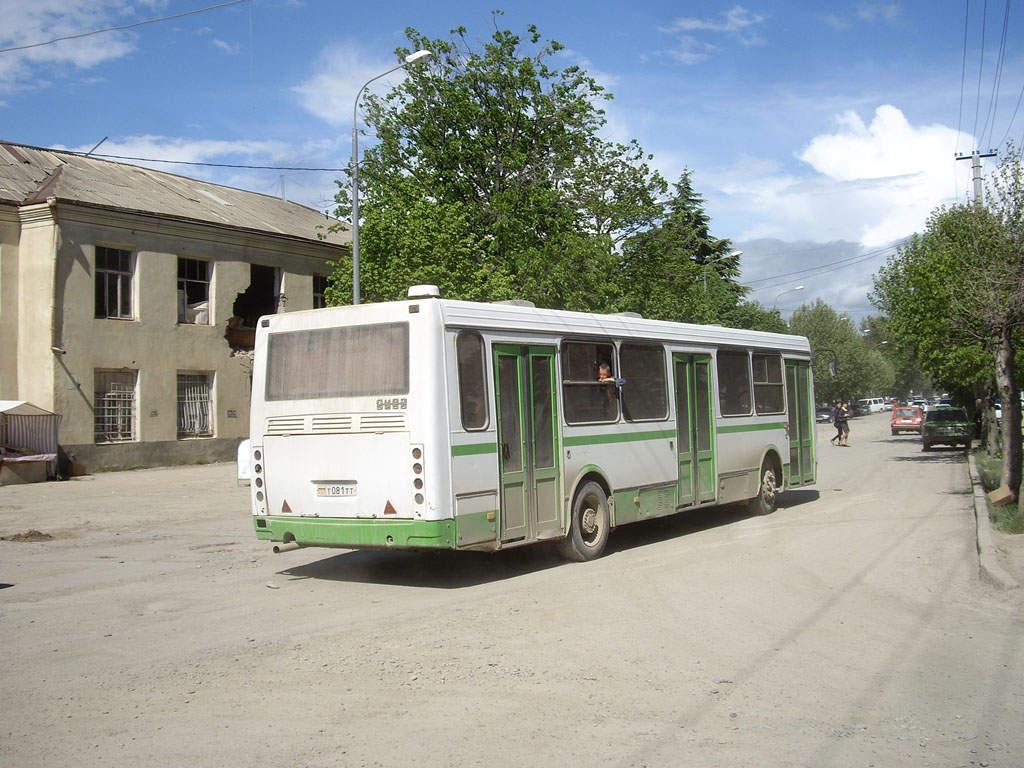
left=891, top=406, right=923, bottom=435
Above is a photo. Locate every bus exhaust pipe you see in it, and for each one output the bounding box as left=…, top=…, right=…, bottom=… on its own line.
left=272, top=542, right=300, bottom=554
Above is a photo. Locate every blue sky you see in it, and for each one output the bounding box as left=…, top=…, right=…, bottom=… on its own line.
left=3, top=1, right=1023, bottom=321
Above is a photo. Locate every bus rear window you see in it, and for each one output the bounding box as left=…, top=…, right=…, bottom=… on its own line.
left=265, top=322, right=409, bottom=400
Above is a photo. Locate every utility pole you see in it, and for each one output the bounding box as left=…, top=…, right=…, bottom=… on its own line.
left=955, top=149, right=997, bottom=203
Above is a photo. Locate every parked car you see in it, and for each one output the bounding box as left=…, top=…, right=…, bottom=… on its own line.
left=852, top=401, right=872, bottom=417
left=815, top=406, right=834, bottom=423
left=921, top=407, right=971, bottom=451
left=891, top=406, right=923, bottom=435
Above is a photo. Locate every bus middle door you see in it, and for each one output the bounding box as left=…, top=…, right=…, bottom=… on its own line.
left=494, top=345, right=560, bottom=544
left=673, top=353, right=716, bottom=506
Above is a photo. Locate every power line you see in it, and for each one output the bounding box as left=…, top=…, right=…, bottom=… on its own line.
left=0, top=0, right=248, bottom=55
left=89, top=152, right=344, bottom=171
left=956, top=0, right=970, bottom=155
left=973, top=0, right=989, bottom=140
left=744, top=244, right=897, bottom=287
left=979, top=0, right=1012, bottom=148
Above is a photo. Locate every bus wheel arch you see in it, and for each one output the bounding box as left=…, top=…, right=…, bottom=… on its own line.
left=749, top=451, right=782, bottom=516
left=557, top=478, right=611, bottom=561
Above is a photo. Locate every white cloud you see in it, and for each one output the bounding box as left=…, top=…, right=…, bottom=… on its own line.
left=292, top=44, right=418, bottom=128
left=0, top=0, right=163, bottom=92
left=704, top=105, right=970, bottom=247
left=211, top=39, right=240, bottom=55
left=658, top=5, right=767, bottom=62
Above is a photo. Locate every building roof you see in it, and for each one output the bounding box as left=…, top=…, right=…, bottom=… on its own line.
left=0, top=141, right=350, bottom=248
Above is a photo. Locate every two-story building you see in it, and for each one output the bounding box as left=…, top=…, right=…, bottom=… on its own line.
left=0, top=141, right=349, bottom=472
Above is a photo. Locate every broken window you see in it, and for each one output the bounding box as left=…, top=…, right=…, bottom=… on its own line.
left=94, top=370, right=137, bottom=443
left=177, top=372, right=214, bottom=438
left=177, top=258, right=210, bottom=324
left=228, top=265, right=281, bottom=348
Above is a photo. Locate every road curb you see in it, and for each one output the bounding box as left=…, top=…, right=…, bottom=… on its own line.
left=967, top=452, right=1019, bottom=590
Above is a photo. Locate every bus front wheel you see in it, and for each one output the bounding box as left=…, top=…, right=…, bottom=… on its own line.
left=557, top=481, right=610, bottom=561
left=749, top=458, right=779, bottom=516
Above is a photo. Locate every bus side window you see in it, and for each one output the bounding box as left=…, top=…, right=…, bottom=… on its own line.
left=456, top=331, right=488, bottom=430
left=752, top=352, right=785, bottom=414
left=562, top=340, right=618, bottom=424
left=717, top=350, right=752, bottom=416
left=620, top=343, right=668, bottom=421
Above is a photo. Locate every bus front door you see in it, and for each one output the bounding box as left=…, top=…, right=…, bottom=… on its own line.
left=494, top=345, right=560, bottom=544
left=674, top=354, right=716, bottom=506
left=785, top=360, right=815, bottom=485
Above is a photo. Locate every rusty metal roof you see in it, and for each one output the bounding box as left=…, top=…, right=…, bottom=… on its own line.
left=0, top=141, right=349, bottom=248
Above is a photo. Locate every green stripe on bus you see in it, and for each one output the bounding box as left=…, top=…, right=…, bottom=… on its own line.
left=563, top=429, right=675, bottom=447
left=451, top=442, right=498, bottom=457
left=717, top=421, right=787, bottom=434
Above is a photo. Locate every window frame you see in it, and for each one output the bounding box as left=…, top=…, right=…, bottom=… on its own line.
left=94, top=245, right=134, bottom=320
left=716, top=349, right=753, bottom=417
left=561, top=339, right=619, bottom=425
left=177, top=257, right=211, bottom=325
left=752, top=351, right=786, bottom=415
left=312, top=275, right=328, bottom=309
left=619, top=342, right=669, bottom=422
left=455, top=331, right=488, bottom=431
left=94, top=369, right=137, bottom=443
left=177, top=372, right=215, bottom=439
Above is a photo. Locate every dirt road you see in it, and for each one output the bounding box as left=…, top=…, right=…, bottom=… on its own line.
left=2, top=414, right=1022, bottom=767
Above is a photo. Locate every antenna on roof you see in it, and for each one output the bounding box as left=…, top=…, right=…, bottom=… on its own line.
left=84, top=137, right=108, bottom=157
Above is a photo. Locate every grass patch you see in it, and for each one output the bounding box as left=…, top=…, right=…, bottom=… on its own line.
left=974, top=450, right=1024, bottom=534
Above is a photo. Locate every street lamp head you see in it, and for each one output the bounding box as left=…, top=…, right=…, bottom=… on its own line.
left=404, top=49, right=433, bottom=65
left=793, top=285, right=805, bottom=291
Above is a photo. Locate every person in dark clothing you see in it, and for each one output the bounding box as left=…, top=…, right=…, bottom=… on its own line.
left=835, top=401, right=850, bottom=446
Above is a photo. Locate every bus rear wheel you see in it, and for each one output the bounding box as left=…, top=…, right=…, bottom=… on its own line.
left=557, top=481, right=610, bottom=561
left=749, top=458, right=779, bottom=516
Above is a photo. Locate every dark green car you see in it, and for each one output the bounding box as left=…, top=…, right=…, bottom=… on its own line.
left=921, top=407, right=971, bottom=451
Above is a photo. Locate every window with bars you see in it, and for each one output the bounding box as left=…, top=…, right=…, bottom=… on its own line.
left=313, top=275, right=327, bottom=309
left=95, top=246, right=134, bottom=319
left=94, top=370, right=137, bottom=443
left=177, top=373, right=214, bottom=438
left=177, top=258, right=210, bottom=324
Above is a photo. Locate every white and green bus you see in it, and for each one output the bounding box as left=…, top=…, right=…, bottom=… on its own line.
left=249, top=286, right=816, bottom=561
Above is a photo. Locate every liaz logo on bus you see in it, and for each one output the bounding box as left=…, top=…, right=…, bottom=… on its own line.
left=377, top=398, right=408, bottom=411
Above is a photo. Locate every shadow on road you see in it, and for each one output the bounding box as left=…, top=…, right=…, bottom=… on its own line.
left=276, top=496, right=814, bottom=588
left=890, top=450, right=969, bottom=464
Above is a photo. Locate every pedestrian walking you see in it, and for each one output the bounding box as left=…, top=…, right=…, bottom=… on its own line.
left=836, top=401, right=850, bottom=446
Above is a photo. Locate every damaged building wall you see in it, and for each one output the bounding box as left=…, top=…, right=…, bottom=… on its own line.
left=35, top=204, right=338, bottom=472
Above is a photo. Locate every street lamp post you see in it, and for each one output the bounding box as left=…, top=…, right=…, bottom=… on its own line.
left=703, top=250, right=743, bottom=292
left=351, top=49, right=433, bottom=305
left=773, top=284, right=805, bottom=309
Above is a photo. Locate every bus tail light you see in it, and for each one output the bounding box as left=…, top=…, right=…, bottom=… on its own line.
left=411, top=445, right=425, bottom=513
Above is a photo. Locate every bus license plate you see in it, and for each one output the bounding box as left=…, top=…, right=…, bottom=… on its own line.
left=316, top=482, right=356, bottom=498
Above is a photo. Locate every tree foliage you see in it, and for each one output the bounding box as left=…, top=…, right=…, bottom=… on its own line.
left=872, top=144, right=1024, bottom=497
left=327, top=15, right=666, bottom=310
left=323, top=15, right=779, bottom=333
left=789, top=300, right=894, bottom=405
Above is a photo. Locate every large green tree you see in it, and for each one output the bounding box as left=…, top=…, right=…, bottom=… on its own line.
left=789, top=300, right=894, bottom=406
left=326, top=15, right=666, bottom=311
left=617, top=170, right=747, bottom=325
left=872, top=145, right=1024, bottom=495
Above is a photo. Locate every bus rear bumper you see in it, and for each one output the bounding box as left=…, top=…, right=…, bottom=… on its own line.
left=253, top=515, right=455, bottom=550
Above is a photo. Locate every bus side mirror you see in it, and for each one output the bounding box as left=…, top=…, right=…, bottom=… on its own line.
left=828, top=361, right=838, bottom=378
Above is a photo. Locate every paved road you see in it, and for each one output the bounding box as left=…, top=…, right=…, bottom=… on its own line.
left=1, top=413, right=1022, bottom=767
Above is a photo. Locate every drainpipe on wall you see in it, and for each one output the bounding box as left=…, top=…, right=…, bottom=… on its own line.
left=48, top=197, right=64, bottom=356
